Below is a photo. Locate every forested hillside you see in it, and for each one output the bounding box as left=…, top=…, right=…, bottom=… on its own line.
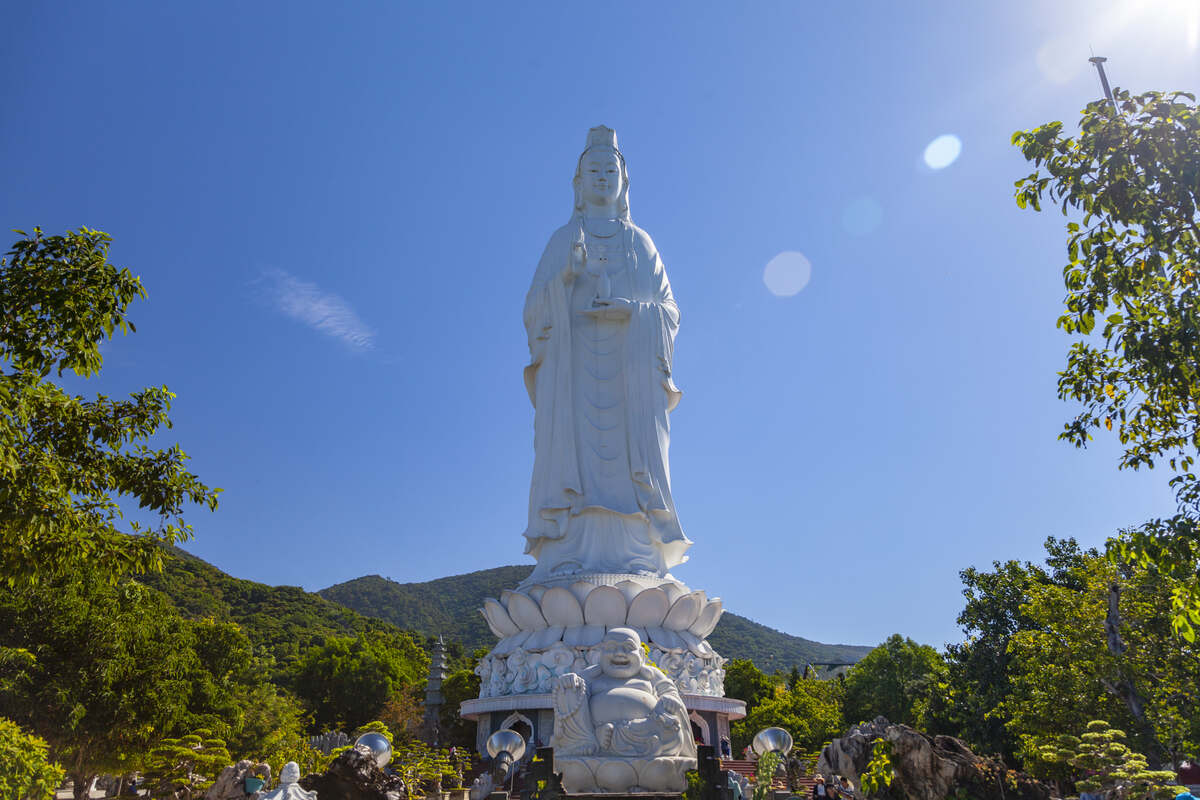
left=319, top=565, right=871, bottom=672
left=139, top=547, right=426, bottom=678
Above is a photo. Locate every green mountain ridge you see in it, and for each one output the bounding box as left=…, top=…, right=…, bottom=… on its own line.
left=139, top=546, right=428, bottom=679
left=319, top=565, right=872, bottom=672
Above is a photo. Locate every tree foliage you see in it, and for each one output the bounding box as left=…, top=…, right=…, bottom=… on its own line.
left=0, top=228, right=220, bottom=582
left=934, top=538, right=1097, bottom=762
left=724, top=658, right=775, bottom=713
left=0, top=568, right=197, bottom=798
left=142, top=728, right=232, bottom=798
left=842, top=634, right=946, bottom=729
left=292, top=633, right=428, bottom=731
left=731, top=678, right=843, bottom=755
left=1000, top=539, right=1199, bottom=769
left=0, top=717, right=65, bottom=800
left=141, top=547, right=424, bottom=683
left=1013, top=89, right=1200, bottom=639
left=1031, top=720, right=1176, bottom=799
left=859, top=737, right=894, bottom=799
left=439, top=668, right=482, bottom=749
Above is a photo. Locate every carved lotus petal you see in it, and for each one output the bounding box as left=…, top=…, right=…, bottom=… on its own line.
left=524, top=625, right=565, bottom=651
left=584, top=585, right=627, bottom=626
left=505, top=592, right=547, bottom=630
left=688, top=598, right=723, bottom=638
left=679, top=630, right=713, bottom=657
left=526, top=584, right=547, bottom=602
left=483, top=598, right=521, bottom=637
left=626, top=587, right=670, bottom=627
left=539, top=587, right=585, bottom=627
left=626, top=625, right=649, bottom=644
left=663, top=590, right=705, bottom=631
left=492, top=630, right=532, bottom=656
left=614, top=580, right=643, bottom=603
left=661, top=582, right=686, bottom=604
left=646, top=626, right=683, bottom=650
left=569, top=581, right=595, bottom=606
left=563, top=624, right=606, bottom=648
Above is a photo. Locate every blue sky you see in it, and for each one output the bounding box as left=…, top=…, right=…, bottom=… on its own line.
left=3, top=1, right=1198, bottom=650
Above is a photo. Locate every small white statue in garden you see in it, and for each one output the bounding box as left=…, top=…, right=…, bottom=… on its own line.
left=260, top=762, right=317, bottom=800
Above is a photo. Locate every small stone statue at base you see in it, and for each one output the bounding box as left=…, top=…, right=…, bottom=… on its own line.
left=261, top=763, right=316, bottom=800
left=551, top=627, right=696, bottom=792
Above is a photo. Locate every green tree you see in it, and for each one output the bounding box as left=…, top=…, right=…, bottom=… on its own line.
left=1012, top=89, right=1200, bottom=640
left=1000, top=540, right=1199, bottom=769
left=0, top=569, right=197, bottom=800
left=731, top=678, right=844, bottom=755
left=292, top=634, right=428, bottom=731
left=439, top=667, right=482, bottom=749
left=142, top=728, right=232, bottom=798
left=934, top=538, right=1095, bottom=763
left=0, top=228, right=220, bottom=583
left=0, top=717, right=65, bottom=800
left=227, top=682, right=319, bottom=774
left=841, top=634, right=946, bottom=729
left=1032, top=720, right=1176, bottom=799
left=724, top=658, right=775, bottom=713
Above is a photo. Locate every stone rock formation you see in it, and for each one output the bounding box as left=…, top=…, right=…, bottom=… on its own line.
left=299, top=748, right=405, bottom=800
left=205, top=760, right=271, bottom=800
left=817, top=717, right=1050, bottom=800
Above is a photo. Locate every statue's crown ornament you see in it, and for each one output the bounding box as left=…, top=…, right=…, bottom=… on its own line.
left=586, top=125, right=619, bottom=152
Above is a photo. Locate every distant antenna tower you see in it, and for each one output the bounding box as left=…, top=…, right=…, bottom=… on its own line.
left=1089, top=56, right=1117, bottom=105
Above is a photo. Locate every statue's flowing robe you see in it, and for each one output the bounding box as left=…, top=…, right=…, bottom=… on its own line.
left=522, top=219, right=690, bottom=578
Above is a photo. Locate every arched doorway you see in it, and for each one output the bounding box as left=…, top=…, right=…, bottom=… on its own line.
left=499, top=712, right=535, bottom=758
left=689, top=712, right=711, bottom=747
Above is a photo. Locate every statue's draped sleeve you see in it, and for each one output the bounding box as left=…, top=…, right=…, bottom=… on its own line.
left=625, top=227, right=689, bottom=561
left=523, top=226, right=584, bottom=548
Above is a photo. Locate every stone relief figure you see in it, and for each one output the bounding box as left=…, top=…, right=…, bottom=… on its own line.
left=508, top=649, right=540, bottom=694
left=550, top=628, right=695, bottom=759
left=488, top=656, right=509, bottom=699
left=541, top=642, right=578, bottom=691
left=474, top=656, right=493, bottom=698
left=522, top=127, right=691, bottom=583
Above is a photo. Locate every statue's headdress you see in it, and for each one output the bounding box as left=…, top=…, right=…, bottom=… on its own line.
left=572, top=125, right=631, bottom=221
left=586, top=125, right=618, bottom=152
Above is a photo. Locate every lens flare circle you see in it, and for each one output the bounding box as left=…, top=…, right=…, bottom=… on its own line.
left=763, top=251, right=812, bottom=297
left=923, top=134, right=962, bottom=170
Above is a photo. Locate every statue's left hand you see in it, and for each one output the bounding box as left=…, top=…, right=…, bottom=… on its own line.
left=587, top=297, right=636, bottom=320
left=655, top=695, right=686, bottom=718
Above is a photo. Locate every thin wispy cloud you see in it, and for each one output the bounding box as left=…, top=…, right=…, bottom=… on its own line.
left=258, top=269, right=375, bottom=352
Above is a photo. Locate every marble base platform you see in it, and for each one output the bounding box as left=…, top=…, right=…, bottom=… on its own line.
left=556, top=756, right=695, bottom=794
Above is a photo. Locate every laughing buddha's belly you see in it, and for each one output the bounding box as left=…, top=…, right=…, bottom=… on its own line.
left=589, top=684, right=659, bottom=723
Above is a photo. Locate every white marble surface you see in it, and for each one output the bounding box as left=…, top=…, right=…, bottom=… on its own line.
left=522, top=126, right=690, bottom=585
left=550, top=628, right=695, bottom=792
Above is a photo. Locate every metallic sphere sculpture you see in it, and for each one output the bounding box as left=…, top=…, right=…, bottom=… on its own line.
left=354, top=732, right=393, bottom=768
left=751, top=727, right=794, bottom=758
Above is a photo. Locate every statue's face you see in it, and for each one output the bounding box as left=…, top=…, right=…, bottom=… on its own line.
left=598, top=634, right=643, bottom=679
left=581, top=150, right=623, bottom=208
